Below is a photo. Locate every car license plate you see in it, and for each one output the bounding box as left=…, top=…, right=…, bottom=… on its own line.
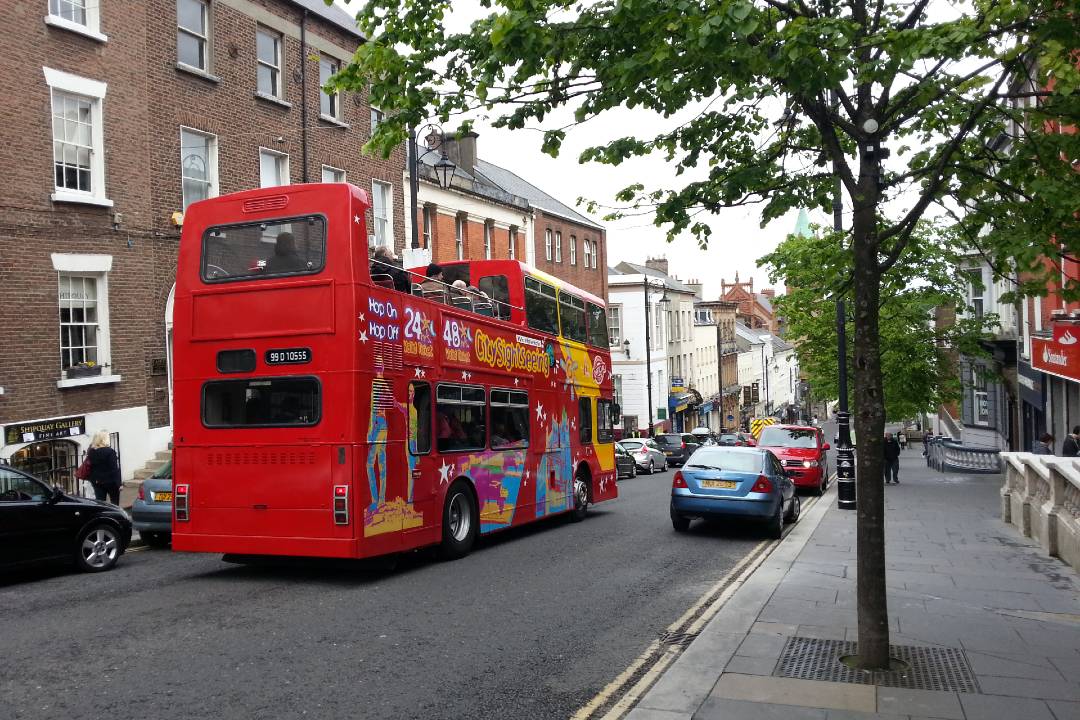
left=154, top=492, right=173, bottom=502
left=664, top=451, right=673, bottom=456
left=700, top=480, right=737, bottom=489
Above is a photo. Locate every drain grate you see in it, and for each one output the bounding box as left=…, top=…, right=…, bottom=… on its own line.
left=658, top=630, right=699, bottom=648
left=774, top=636, right=980, bottom=693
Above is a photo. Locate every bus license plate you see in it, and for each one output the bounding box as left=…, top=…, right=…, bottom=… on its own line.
left=154, top=492, right=173, bottom=502
left=700, top=480, right=737, bottom=490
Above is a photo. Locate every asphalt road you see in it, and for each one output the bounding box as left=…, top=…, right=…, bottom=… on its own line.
left=2, top=465, right=779, bottom=720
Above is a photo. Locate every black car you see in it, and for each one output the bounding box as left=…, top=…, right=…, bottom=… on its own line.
left=0, top=464, right=132, bottom=573
left=614, top=442, right=638, bottom=479
left=653, top=433, right=701, bottom=467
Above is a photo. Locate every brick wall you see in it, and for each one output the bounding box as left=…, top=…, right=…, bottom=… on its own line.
left=530, top=210, right=607, bottom=299
left=0, top=1, right=405, bottom=433
left=423, top=208, right=526, bottom=266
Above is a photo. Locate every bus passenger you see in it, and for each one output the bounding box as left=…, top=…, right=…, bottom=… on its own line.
left=370, top=246, right=410, bottom=293
left=267, top=232, right=305, bottom=273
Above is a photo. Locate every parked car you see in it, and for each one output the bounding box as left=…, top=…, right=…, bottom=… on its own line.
left=717, top=432, right=755, bottom=447
left=0, top=464, right=132, bottom=572
left=690, top=427, right=715, bottom=445
left=131, top=459, right=172, bottom=547
left=670, top=447, right=799, bottom=538
left=618, top=438, right=668, bottom=474
left=653, top=433, right=700, bottom=467
left=614, top=443, right=638, bottom=479
left=757, top=424, right=831, bottom=495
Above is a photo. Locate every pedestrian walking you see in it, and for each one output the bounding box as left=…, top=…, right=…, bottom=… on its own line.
left=883, top=432, right=901, bottom=484
left=1032, top=433, right=1055, bottom=455
left=1062, top=426, right=1080, bottom=457
left=897, top=430, right=907, bottom=450
left=922, top=433, right=930, bottom=457
left=87, top=430, right=122, bottom=504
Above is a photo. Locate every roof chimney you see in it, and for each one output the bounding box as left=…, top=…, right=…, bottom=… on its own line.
left=645, top=256, right=669, bottom=276
left=761, top=288, right=776, bottom=298
left=441, top=130, right=479, bottom=177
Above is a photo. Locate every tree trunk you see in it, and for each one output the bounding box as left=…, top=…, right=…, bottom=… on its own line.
left=851, top=155, right=890, bottom=669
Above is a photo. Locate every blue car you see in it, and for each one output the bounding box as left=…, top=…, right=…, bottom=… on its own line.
left=130, top=460, right=172, bottom=548
left=670, top=446, right=800, bottom=538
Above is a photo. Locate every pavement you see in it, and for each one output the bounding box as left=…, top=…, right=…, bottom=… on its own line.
left=625, top=448, right=1080, bottom=720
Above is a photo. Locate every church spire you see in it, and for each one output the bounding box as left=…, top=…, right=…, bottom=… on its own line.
left=794, top=208, right=812, bottom=238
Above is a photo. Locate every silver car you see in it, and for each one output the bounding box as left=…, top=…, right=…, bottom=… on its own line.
left=130, top=460, right=172, bottom=548
left=618, top=438, right=668, bottom=474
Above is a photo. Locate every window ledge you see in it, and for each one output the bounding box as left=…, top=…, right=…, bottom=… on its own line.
left=51, top=191, right=114, bottom=207
left=57, top=373, right=121, bottom=389
left=319, top=114, right=349, bottom=129
left=44, top=15, right=108, bottom=42
left=255, top=91, right=292, bottom=109
left=176, top=63, right=221, bottom=84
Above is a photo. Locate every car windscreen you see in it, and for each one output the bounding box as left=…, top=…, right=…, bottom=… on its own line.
left=685, top=449, right=762, bottom=473
left=758, top=427, right=817, bottom=448
left=719, top=434, right=738, bottom=442
left=620, top=440, right=643, bottom=449
left=655, top=435, right=682, bottom=446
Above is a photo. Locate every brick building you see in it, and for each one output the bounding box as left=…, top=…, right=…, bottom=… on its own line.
left=719, top=273, right=778, bottom=333
left=0, top=0, right=405, bottom=487
left=406, top=132, right=608, bottom=300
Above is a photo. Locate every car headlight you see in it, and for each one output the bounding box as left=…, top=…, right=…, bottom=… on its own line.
left=802, top=460, right=819, bottom=468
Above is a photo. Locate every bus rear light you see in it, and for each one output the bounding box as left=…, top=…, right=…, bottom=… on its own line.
left=333, top=485, right=349, bottom=525
left=672, top=471, right=687, bottom=489
left=175, top=484, right=190, bottom=522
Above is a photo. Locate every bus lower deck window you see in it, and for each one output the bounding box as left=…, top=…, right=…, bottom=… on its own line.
left=490, top=389, right=529, bottom=449
left=436, top=384, right=486, bottom=452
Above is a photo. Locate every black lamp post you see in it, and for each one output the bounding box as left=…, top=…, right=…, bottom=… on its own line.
left=643, top=278, right=669, bottom=437
left=408, top=125, right=457, bottom=250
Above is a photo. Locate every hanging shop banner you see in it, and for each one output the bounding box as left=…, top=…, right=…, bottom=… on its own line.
left=1031, top=320, right=1080, bottom=383
left=4, top=415, right=86, bottom=445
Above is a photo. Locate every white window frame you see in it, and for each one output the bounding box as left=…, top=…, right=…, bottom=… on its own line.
left=371, top=180, right=393, bottom=248
left=583, top=239, right=592, bottom=269
left=46, top=0, right=107, bottom=42
left=256, top=26, right=283, bottom=100
left=972, top=366, right=990, bottom=426
left=422, top=206, right=433, bottom=248
left=555, top=231, right=563, bottom=262
left=319, top=56, right=341, bottom=120
left=45, top=68, right=110, bottom=207
left=592, top=239, right=600, bottom=268
left=180, top=127, right=218, bottom=211
left=508, top=225, right=516, bottom=260
left=456, top=215, right=465, bottom=260
left=176, top=0, right=210, bottom=73
left=569, top=235, right=577, bottom=265
left=965, top=268, right=984, bottom=318
left=321, top=165, right=346, bottom=183
left=51, top=254, right=120, bottom=388
left=258, top=147, right=289, bottom=188
left=484, top=222, right=492, bottom=259
left=607, top=305, right=622, bottom=346
left=545, top=229, right=552, bottom=261
left=370, top=107, right=384, bottom=138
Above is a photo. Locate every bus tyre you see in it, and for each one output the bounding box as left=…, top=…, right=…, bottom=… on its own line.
left=440, top=481, right=477, bottom=560
left=570, top=472, right=590, bottom=522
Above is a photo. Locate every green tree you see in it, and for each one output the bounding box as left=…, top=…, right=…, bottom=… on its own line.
left=762, top=223, right=993, bottom=422
left=332, top=0, right=1080, bottom=668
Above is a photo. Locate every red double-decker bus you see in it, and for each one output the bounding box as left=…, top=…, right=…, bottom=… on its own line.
left=171, top=183, right=617, bottom=560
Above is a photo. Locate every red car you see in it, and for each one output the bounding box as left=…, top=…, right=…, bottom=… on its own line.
left=755, top=424, right=831, bottom=494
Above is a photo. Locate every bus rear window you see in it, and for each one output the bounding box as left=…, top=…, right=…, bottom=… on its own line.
left=587, top=302, right=608, bottom=348
left=202, top=377, right=321, bottom=427
left=201, top=215, right=326, bottom=282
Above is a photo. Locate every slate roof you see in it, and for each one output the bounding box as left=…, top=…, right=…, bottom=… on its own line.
left=475, top=160, right=603, bottom=229
left=610, top=262, right=695, bottom=294
left=291, top=0, right=364, bottom=40
left=756, top=293, right=773, bottom=314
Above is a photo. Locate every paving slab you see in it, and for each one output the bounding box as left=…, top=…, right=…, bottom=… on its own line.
left=710, top=674, right=876, bottom=713
left=977, top=675, right=1080, bottom=701
left=875, top=688, right=963, bottom=719
left=694, top=698, right=828, bottom=719
left=1047, top=699, right=1080, bottom=720
left=958, top=693, right=1056, bottom=720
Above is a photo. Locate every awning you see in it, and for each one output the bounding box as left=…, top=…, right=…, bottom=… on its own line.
left=669, top=393, right=694, bottom=414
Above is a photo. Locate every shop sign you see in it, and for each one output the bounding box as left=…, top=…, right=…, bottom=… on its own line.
left=670, top=376, right=686, bottom=393
left=1032, top=321, right=1080, bottom=382
left=1017, top=360, right=1044, bottom=407
left=4, top=415, right=86, bottom=444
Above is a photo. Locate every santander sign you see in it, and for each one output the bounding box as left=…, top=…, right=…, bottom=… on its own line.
left=1033, top=321, right=1080, bottom=381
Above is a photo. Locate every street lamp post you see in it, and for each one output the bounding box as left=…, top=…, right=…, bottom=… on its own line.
left=642, top=278, right=668, bottom=437
left=408, top=125, right=457, bottom=250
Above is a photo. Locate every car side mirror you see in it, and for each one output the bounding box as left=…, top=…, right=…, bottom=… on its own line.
left=48, top=486, right=64, bottom=503
left=822, top=443, right=831, bottom=451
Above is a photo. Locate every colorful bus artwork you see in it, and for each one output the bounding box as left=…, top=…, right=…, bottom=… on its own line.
left=170, top=183, right=618, bottom=561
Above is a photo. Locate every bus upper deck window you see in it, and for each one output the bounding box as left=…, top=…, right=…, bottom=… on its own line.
left=478, top=275, right=510, bottom=321
left=525, top=276, right=558, bottom=336
left=201, top=215, right=326, bottom=282
left=586, top=301, right=609, bottom=348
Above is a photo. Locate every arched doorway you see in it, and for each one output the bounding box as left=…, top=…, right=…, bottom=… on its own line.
left=9, top=439, right=81, bottom=491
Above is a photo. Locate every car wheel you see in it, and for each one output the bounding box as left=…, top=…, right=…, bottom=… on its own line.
left=785, top=493, right=801, bottom=524
left=647, top=459, right=655, bottom=475
left=767, top=501, right=784, bottom=540
left=76, top=522, right=122, bottom=572
left=142, top=531, right=170, bottom=549
left=671, top=507, right=691, bottom=533
left=661, top=460, right=668, bottom=472
left=439, top=480, right=477, bottom=560
left=570, top=472, right=590, bottom=522
left=630, top=464, right=637, bottom=478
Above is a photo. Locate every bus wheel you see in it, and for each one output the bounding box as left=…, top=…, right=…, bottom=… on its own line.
left=570, top=472, right=590, bottom=522
left=440, top=481, right=477, bottom=560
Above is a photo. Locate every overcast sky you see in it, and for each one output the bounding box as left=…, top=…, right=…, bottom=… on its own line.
left=334, top=0, right=809, bottom=299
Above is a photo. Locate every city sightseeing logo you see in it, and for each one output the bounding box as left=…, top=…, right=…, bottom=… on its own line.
left=593, top=355, right=608, bottom=385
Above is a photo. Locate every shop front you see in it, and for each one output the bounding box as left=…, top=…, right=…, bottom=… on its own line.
left=1017, top=359, right=1046, bottom=453
left=2, top=415, right=88, bottom=492
left=1030, top=319, right=1080, bottom=448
